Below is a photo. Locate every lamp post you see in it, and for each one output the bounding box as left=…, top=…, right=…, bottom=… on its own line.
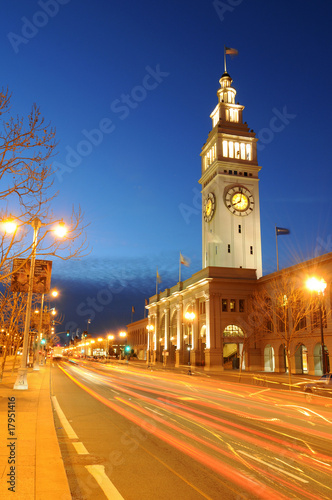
left=34, top=289, right=58, bottom=370
left=119, top=331, right=127, bottom=360
left=107, top=335, right=114, bottom=358
left=146, top=324, right=154, bottom=368
left=184, top=311, right=195, bottom=375
left=306, top=277, right=328, bottom=375
left=2, top=217, right=67, bottom=390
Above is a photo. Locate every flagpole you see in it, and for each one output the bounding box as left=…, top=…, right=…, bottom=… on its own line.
left=275, top=225, right=279, bottom=272
left=156, top=268, right=158, bottom=295
left=179, top=253, right=181, bottom=283
left=224, top=45, right=226, bottom=73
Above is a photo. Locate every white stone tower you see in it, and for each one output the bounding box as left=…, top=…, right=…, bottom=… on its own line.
left=199, top=71, right=262, bottom=278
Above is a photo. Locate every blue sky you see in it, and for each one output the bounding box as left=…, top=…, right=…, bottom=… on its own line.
left=1, top=0, right=332, bottom=340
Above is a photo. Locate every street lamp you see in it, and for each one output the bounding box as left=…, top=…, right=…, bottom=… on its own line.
left=34, top=289, right=59, bottom=371
left=107, top=335, right=114, bottom=358
left=2, top=217, right=67, bottom=390
left=306, top=277, right=328, bottom=375
left=119, top=331, right=127, bottom=359
left=146, top=324, right=154, bottom=368
left=184, top=311, right=195, bottom=375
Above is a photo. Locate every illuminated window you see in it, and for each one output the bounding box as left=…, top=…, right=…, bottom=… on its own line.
left=223, top=325, right=244, bottom=337
left=235, top=142, right=240, bottom=158
left=246, top=144, right=252, bottom=160
left=223, top=140, right=228, bottom=157
left=230, top=299, right=236, bottom=312
left=240, top=143, right=245, bottom=159
left=225, top=109, right=229, bottom=121
left=222, top=299, right=228, bottom=312
left=229, top=141, right=234, bottom=158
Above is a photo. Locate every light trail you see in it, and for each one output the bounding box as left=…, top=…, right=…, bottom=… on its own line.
left=58, top=363, right=332, bottom=499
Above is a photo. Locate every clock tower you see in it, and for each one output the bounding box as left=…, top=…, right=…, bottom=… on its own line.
left=199, top=71, right=262, bottom=278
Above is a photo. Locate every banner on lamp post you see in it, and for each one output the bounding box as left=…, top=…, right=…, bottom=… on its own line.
left=11, top=259, right=52, bottom=294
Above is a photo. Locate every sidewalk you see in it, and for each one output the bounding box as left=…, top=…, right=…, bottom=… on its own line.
left=0, top=357, right=71, bottom=500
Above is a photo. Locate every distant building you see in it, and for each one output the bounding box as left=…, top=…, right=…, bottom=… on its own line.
left=127, top=70, right=331, bottom=376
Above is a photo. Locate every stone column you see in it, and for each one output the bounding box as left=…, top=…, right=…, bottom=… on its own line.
left=175, top=301, right=184, bottom=367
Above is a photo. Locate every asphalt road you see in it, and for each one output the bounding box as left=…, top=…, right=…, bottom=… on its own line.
left=50, top=359, right=332, bottom=500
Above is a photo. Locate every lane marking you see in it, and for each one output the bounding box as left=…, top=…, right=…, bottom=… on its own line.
left=144, top=406, right=164, bottom=416
left=237, top=450, right=309, bottom=483
left=72, top=442, right=89, bottom=455
left=52, top=395, right=78, bottom=440
left=85, top=465, right=125, bottom=500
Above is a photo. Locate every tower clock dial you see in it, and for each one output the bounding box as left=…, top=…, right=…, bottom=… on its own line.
left=203, top=192, right=216, bottom=222
left=225, top=186, right=254, bottom=216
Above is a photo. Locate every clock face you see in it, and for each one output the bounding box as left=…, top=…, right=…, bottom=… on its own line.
left=203, top=192, right=216, bottom=222
left=225, top=186, right=254, bottom=216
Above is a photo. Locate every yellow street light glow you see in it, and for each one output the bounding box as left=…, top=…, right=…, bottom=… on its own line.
left=119, top=331, right=126, bottom=337
left=51, top=310, right=56, bottom=315
left=108, top=335, right=114, bottom=340
left=146, top=324, right=154, bottom=332
left=34, top=309, right=39, bottom=314
left=2, top=220, right=17, bottom=234
left=185, top=311, right=195, bottom=321
left=98, top=338, right=103, bottom=342
left=306, top=277, right=327, bottom=294
left=91, top=340, right=95, bottom=344
left=54, top=221, right=67, bottom=238
left=51, top=290, right=59, bottom=297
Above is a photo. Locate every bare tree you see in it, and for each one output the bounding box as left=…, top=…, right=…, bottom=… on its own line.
left=0, top=87, right=88, bottom=283
left=250, top=271, right=315, bottom=388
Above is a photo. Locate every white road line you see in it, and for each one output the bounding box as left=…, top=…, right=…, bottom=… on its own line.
left=144, top=406, right=164, bottom=416
left=237, top=450, right=309, bottom=483
left=85, top=465, right=125, bottom=500
left=72, top=442, right=89, bottom=455
left=51, top=395, right=78, bottom=440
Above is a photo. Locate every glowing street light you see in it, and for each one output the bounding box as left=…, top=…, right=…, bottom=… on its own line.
left=306, top=277, right=328, bottom=374
left=2, top=219, right=18, bottom=234
left=0, top=216, right=68, bottom=389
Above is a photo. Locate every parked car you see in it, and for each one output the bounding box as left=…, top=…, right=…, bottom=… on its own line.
left=304, top=374, right=332, bottom=398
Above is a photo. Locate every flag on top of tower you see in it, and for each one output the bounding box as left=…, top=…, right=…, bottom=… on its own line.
left=156, top=269, right=162, bottom=283
left=180, top=252, right=190, bottom=267
left=276, top=227, right=290, bottom=236
left=225, top=47, right=238, bottom=56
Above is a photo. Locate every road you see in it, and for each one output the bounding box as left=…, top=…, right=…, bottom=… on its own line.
left=50, top=359, right=332, bottom=500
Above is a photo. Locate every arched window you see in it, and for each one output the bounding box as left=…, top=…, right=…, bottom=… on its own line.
left=223, top=325, right=244, bottom=337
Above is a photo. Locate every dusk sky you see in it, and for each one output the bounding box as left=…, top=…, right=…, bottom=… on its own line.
left=1, top=0, right=331, bottom=341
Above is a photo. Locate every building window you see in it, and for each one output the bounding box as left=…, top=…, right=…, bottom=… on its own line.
left=244, top=172, right=248, bottom=177
left=230, top=299, right=236, bottom=312
left=238, top=225, right=241, bottom=234
left=216, top=246, right=218, bottom=254
left=228, top=244, right=231, bottom=253
left=250, top=246, right=253, bottom=255
left=223, top=140, right=228, bottom=157
left=223, top=325, right=244, bottom=337
left=240, top=143, right=245, bottom=159
left=222, top=299, right=228, bottom=312
left=239, top=299, right=245, bottom=312
left=229, top=141, right=234, bottom=158
left=246, top=144, right=252, bottom=160
left=228, top=170, right=232, bottom=175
